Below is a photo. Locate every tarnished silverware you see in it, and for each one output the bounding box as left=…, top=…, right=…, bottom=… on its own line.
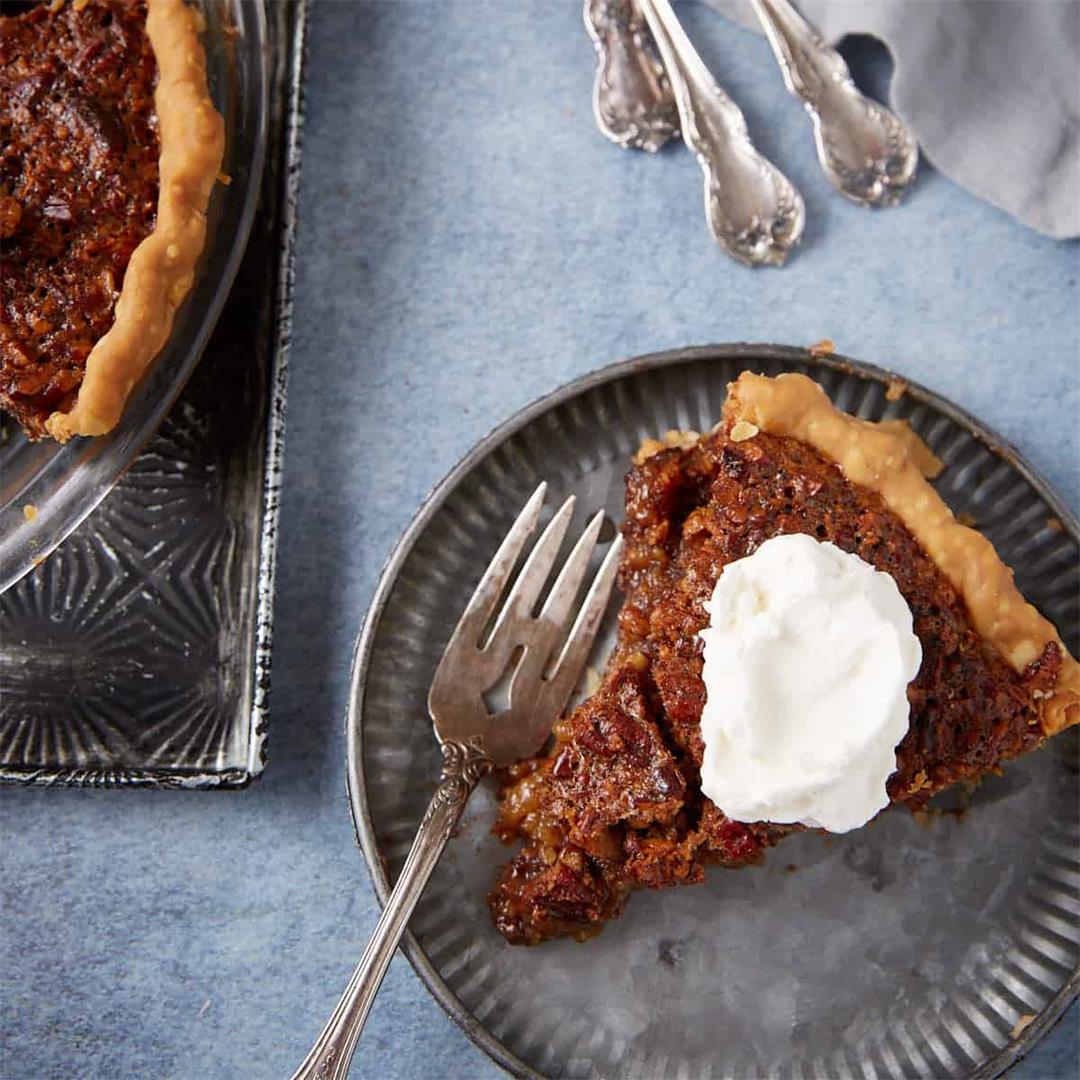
left=751, top=0, right=918, bottom=207
left=638, top=0, right=804, bottom=266
left=584, top=0, right=679, bottom=152
left=292, top=484, right=623, bottom=1080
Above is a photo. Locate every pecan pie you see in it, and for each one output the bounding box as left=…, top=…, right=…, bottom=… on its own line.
left=0, top=0, right=224, bottom=441
left=489, top=372, right=1080, bottom=944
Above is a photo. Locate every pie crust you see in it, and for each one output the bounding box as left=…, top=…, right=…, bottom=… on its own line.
left=43, top=0, right=224, bottom=441
left=724, top=372, right=1079, bottom=736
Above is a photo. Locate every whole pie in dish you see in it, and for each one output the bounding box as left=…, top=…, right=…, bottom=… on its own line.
left=489, top=372, right=1080, bottom=944
left=0, top=0, right=224, bottom=441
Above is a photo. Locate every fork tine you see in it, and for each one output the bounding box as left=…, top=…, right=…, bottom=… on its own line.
left=482, top=494, right=577, bottom=649
left=536, top=508, right=605, bottom=635
left=545, top=534, right=623, bottom=710
left=442, top=482, right=546, bottom=654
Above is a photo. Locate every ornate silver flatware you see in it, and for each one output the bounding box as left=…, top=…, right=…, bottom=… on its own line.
left=638, top=0, right=805, bottom=266
left=584, top=0, right=679, bottom=152
left=292, top=485, right=622, bottom=1080
left=751, top=0, right=918, bottom=207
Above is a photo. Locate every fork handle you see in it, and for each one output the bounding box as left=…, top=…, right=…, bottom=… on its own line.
left=292, top=739, right=494, bottom=1080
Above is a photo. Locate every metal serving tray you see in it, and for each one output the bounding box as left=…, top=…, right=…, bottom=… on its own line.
left=0, top=1, right=308, bottom=788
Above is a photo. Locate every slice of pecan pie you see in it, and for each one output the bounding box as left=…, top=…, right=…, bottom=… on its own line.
left=489, top=372, right=1079, bottom=944
left=0, top=0, right=224, bottom=441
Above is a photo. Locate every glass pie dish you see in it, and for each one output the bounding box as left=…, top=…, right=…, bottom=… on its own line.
left=0, top=0, right=269, bottom=593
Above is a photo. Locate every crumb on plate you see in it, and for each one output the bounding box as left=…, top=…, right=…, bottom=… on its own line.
left=1010, top=1013, right=1036, bottom=1040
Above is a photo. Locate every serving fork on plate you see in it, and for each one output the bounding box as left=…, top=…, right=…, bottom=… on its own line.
left=293, top=484, right=622, bottom=1080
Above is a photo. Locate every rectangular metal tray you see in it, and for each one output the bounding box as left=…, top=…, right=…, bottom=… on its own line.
left=0, top=1, right=308, bottom=789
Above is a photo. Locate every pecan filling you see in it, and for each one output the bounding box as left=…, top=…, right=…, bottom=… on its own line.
left=0, top=0, right=158, bottom=437
left=489, top=426, right=1061, bottom=944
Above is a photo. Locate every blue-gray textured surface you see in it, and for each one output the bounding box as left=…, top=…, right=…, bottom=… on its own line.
left=2, top=2, right=1078, bottom=1078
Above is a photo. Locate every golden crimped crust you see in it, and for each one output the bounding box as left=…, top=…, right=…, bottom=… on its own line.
left=45, top=0, right=224, bottom=441
left=725, top=371, right=1080, bottom=737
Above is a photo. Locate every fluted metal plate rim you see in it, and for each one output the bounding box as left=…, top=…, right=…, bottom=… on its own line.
left=346, top=344, right=1079, bottom=1079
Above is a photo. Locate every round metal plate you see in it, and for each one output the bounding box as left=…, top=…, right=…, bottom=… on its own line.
left=347, top=345, right=1079, bottom=1079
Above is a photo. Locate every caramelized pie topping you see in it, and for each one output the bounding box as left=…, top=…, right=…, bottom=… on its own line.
left=0, top=0, right=223, bottom=441
left=1, top=0, right=159, bottom=437
left=489, top=374, right=1078, bottom=944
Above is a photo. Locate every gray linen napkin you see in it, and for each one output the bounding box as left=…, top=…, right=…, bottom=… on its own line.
left=706, top=0, right=1080, bottom=238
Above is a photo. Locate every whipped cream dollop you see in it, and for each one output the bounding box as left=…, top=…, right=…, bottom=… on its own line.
left=699, top=534, right=922, bottom=833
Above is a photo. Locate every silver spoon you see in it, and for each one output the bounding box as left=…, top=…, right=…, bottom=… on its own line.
left=584, top=0, right=679, bottom=152
left=751, top=0, right=918, bottom=207
left=638, top=0, right=805, bottom=266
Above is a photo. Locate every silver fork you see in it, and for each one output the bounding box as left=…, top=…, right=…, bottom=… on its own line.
left=292, top=484, right=623, bottom=1080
